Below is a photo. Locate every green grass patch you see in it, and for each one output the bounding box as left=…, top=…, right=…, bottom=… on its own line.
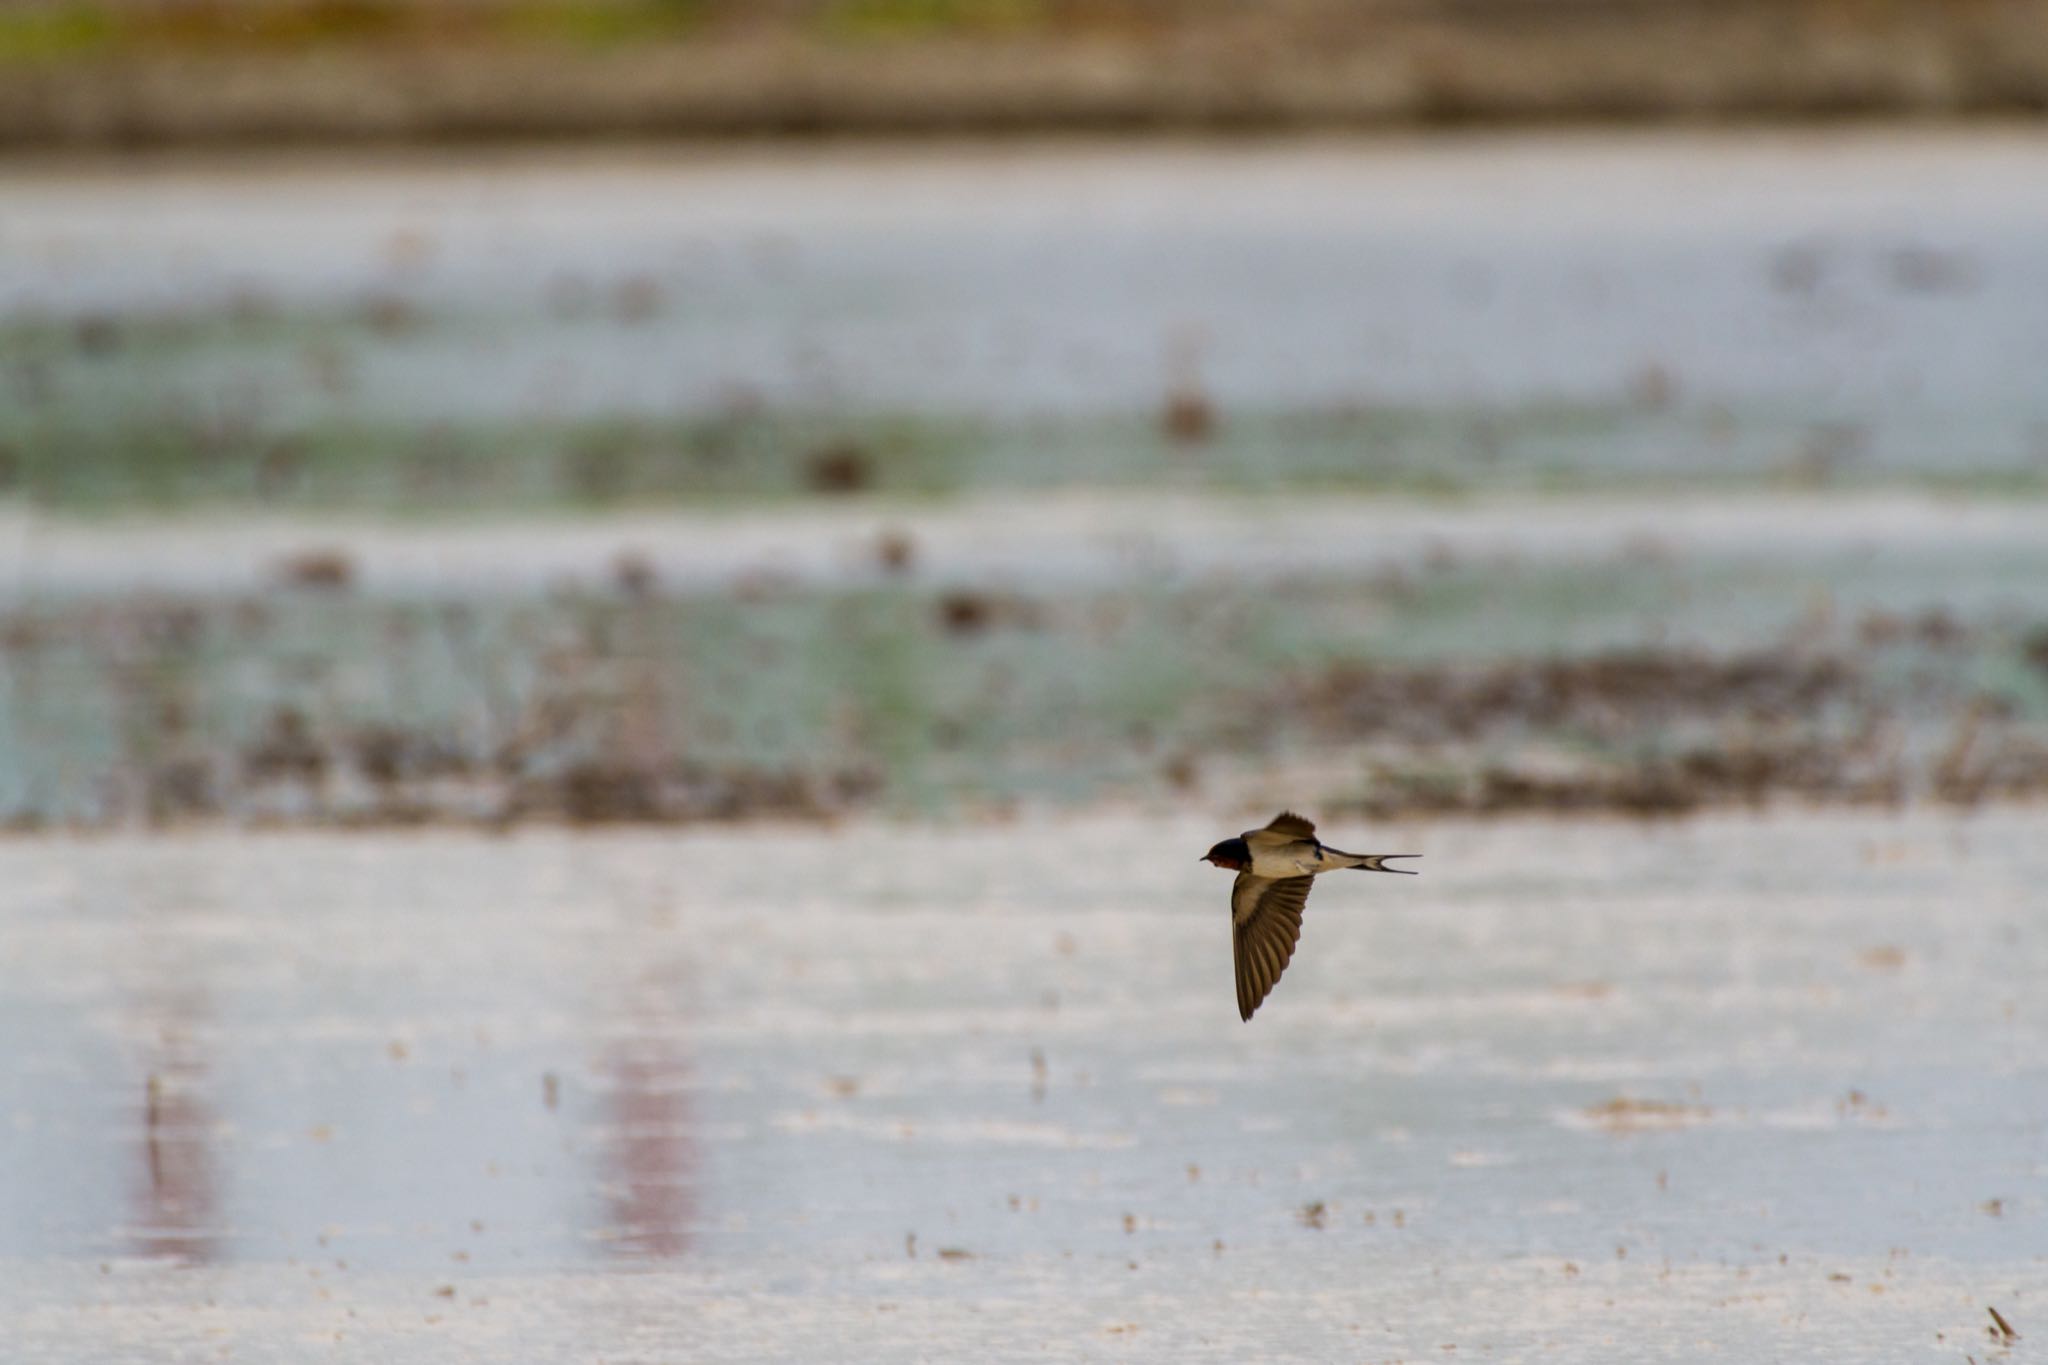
left=0, top=0, right=716, bottom=61
left=0, top=6, right=114, bottom=63
left=820, top=0, right=1050, bottom=39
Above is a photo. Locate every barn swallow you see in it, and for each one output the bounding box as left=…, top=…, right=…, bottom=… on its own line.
left=1201, top=811, right=1417, bottom=1021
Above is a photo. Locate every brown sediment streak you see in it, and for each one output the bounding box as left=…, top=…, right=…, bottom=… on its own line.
left=131, top=986, right=221, bottom=1264
left=595, top=957, right=698, bottom=1261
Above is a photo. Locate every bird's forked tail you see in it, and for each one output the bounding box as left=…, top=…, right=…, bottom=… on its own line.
left=1346, top=853, right=1419, bottom=874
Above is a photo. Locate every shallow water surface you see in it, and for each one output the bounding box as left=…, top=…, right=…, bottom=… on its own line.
left=3, top=809, right=2043, bottom=1360
left=6, top=132, right=2048, bottom=508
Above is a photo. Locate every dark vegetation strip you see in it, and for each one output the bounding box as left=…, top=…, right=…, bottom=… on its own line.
left=4, top=0, right=2048, bottom=145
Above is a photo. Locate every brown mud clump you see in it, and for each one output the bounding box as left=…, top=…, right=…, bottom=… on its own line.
left=1162, top=387, right=1216, bottom=444
left=804, top=442, right=872, bottom=495
left=936, top=591, right=1042, bottom=636
left=273, top=549, right=356, bottom=592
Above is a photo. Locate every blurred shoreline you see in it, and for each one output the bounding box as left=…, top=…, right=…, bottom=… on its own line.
left=5, top=0, right=2048, bottom=149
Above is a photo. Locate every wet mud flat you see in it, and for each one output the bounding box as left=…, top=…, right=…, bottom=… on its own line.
left=3, top=809, right=2044, bottom=1361
left=3, top=496, right=2047, bottom=828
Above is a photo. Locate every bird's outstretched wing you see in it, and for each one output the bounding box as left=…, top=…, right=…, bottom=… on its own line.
left=1231, top=872, right=1315, bottom=1021
left=1263, top=811, right=1317, bottom=839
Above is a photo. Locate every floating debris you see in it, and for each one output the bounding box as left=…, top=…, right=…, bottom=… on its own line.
left=613, top=551, right=658, bottom=598
left=1581, top=1097, right=1714, bottom=1133
left=876, top=529, right=916, bottom=574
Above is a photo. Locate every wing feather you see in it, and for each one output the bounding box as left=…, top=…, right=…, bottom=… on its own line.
left=1230, top=873, right=1315, bottom=1021
left=1263, top=811, right=1317, bottom=839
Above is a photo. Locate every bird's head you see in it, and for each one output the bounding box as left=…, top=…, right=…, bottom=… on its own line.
left=1200, top=837, right=1250, bottom=871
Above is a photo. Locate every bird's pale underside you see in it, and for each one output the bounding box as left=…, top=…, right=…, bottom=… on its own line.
left=1202, top=811, right=1417, bottom=1021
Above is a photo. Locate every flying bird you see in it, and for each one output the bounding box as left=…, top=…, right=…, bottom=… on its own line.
left=1201, top=811, right=1417, bottom=1021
